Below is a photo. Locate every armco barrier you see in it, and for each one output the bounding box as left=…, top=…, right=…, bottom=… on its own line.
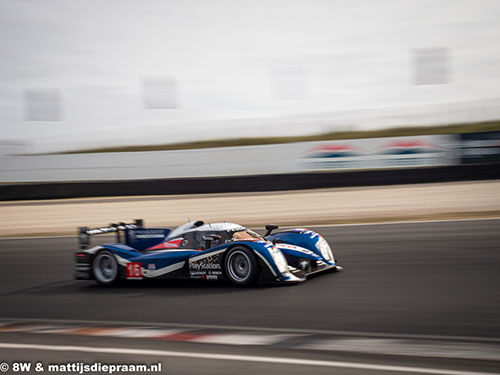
left=1, top=163, right=499, bottom=201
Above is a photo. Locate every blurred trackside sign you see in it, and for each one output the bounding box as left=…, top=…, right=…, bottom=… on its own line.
left=460, top=131, right=500, bottom=164
left=299, top=135, right=456, bottom=171
left=142, top=77, right=179, bottom=109
left=412, top=48, right=450, bottom=85
left=24, top=88, right=63, bottom=121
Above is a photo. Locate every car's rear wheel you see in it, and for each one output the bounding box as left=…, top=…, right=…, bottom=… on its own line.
left=224, top=247, right=259, bottom=286
left=92, top=250, right=119, bottom=285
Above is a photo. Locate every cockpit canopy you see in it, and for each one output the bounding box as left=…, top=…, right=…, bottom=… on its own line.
left=165, top=221, right=264, bottom=250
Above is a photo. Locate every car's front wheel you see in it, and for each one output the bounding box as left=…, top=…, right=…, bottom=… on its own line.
left=92, top=250, right=119, bottom=285
left=224, top=247, right=259, bottom=286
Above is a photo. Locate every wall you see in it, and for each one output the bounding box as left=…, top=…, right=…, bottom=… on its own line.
left=0, top=135, right=456, bottom=183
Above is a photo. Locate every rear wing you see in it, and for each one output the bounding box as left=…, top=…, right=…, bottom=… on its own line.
left=78, top=219, right=144, bottom=249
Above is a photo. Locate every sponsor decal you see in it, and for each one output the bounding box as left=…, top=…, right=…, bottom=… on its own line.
left=190, top=270, right=222, bottom=278
left=292, top=228, right=319, bottom=239
left=163, top=239, right=183, bottom=248
left=128, top=229, right=165, bottom=241
left=189, top=254, right=222, bottom=271
left=190, top=271, right=206, bottom=276
left=189, top=253, right=223, bottom=278
left=190, top=261, right=221, bottom=271
left=147, top=263, right=156, bottom=270
left=147, top=238, right=183, bottom=251
left=277, top=243, right=315, bottom=255
left=292, top=228, right=309, bottom=234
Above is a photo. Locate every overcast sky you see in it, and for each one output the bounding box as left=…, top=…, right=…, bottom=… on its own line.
left=1, top=0, right=500, bottom=152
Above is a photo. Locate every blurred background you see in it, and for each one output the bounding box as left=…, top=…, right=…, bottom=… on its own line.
left=1, top=3, right=500, bottom=374
left=1, top=0, right=500, bottom=154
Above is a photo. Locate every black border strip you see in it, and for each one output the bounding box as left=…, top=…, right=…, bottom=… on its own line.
left=1, top=163, right=499, bottom=201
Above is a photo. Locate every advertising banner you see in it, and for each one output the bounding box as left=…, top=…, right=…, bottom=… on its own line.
left=298, top=135, right=457, bottom=171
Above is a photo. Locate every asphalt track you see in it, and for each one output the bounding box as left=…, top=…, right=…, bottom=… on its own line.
left=0, top=219, right=499, bottom=374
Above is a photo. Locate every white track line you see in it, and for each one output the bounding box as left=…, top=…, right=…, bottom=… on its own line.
left=1, top=317, right=499, bottom=343
left=301, top=338, right=500, bottom=361
left=191, top=333, right=303, bottom=346
left=0, top=342, right=496, bottom=375
left=290, top=217, right=500, bottom=229
left=1, top=217, right=499, bottom=240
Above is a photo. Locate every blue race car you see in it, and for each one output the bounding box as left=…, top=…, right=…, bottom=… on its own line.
left=75, top=220, right=342, bottom=286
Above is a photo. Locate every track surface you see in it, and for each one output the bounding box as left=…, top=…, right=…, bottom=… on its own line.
left=0, top=220, right=499, bottom=337
left=0, top=220, right=499, bottom=374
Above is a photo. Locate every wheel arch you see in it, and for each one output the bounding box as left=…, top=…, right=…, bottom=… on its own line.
left=223, top=243, right=279, bottom=283
left=221, top=244, right=262, bottom=286
left=90, top=248, right=127, bottom=283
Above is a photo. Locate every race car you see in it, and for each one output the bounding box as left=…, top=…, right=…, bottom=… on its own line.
left=75, top=219, right=342, bottom=286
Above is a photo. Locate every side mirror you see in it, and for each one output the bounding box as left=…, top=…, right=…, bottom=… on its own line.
left=202, top=234, right=221, bottom=249
left=264, top=224, right=279, bottom=237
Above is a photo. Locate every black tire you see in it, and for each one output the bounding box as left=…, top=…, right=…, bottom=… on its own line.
left=224, top=246, right=259, bottom=286
left=92, top=250, right=119, bottom=285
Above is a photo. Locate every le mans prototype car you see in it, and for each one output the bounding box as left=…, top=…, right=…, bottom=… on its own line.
left=75, top=220, right=342, bottom=286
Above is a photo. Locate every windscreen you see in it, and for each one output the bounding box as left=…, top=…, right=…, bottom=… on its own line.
left=231, top=230, right=263, bottom=241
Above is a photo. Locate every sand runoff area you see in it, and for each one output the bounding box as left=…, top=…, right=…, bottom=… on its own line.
left=0, top=180, right=499, bottom=237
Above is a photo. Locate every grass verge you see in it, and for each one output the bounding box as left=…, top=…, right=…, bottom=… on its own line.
left=55, top=120, right=500, bottom=154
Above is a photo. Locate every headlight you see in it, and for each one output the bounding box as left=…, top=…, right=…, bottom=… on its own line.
left=269, top=246, right=288, bottom=274
left=316, top=237, right=333, bottom=261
